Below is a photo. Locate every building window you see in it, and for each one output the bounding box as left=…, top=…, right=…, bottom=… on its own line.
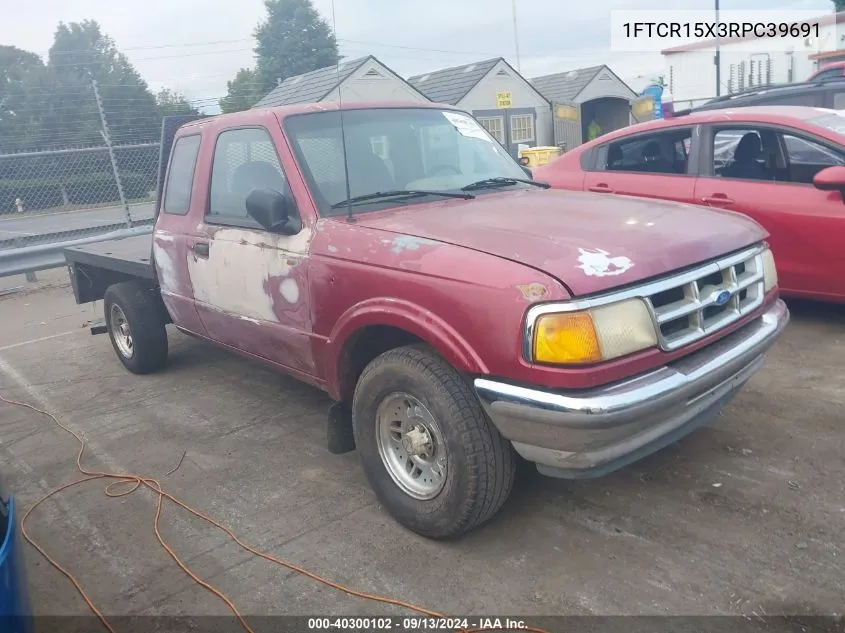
left=477, top=116, right=504, bottom=144
left=510, top=114, right=535, bottom=143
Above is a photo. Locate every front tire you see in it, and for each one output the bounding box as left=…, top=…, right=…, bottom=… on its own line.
left=352, top=345, right=516, bottom=539
left=104, top=281, right=168, bottom=374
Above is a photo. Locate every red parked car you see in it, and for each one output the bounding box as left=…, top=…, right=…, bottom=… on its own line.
left=535, top=106, right=845, bottom=303
left=807, top=62, right=845, bottom=82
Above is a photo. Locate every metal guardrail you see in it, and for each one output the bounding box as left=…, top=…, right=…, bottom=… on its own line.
left=0, top=223, right=153, bottom=278
left=0, top=217, right=154, bottom=251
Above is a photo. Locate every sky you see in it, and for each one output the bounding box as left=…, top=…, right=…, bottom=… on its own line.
left=2, top=0, right=835, bottom=112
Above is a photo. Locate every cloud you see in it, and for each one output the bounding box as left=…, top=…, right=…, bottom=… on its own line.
left=2, top=0, right=834, bottom=107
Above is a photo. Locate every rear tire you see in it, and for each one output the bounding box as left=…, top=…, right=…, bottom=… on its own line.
left=104, top=281, right=168, bottom=374
left=352, top=345, right=516, bottom=539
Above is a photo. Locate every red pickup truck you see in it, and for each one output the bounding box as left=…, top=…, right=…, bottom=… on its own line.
left=64, top=102, right=789, bottom=538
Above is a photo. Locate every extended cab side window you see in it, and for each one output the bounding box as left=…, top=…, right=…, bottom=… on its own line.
left=162, top=135, right=201, bottom=215
left=207, top=127, right=290, bottom=224
left=602, top=129, right=692, bottom=175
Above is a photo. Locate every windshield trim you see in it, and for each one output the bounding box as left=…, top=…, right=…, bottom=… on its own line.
left=281, top=106, right=528, bottom=217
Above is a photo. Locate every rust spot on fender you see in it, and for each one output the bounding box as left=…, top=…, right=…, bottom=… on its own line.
left=516, top=283, right=549, bottom=301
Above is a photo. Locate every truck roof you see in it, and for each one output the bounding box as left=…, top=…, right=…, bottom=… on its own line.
left=180, top=100, right=457, bottom=130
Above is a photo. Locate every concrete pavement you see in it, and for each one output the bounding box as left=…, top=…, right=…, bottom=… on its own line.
left=0, top=282, right=842, bottom=624
left=0, top=203, right=154, bottom=239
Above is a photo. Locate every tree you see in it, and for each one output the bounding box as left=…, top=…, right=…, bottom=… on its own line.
left=46, top=20, right=161, bottom=146
left=156, top=88, right=199, bottom=117
left=219, top=68, right=262, bottom=113
left=254, top=0, right=339, bottom=93
left=0, top=46, right=46, bottom=152
left=835, top=0, right=845, bottom=12
left=218, top=0, right=340, bottom=112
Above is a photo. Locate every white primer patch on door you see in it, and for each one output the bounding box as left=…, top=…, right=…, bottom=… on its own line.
left=186, top=226, right=312, bottom=322
left=279, top=278, right=300, bottom=303
left=152, top=232, right=178, bottom=293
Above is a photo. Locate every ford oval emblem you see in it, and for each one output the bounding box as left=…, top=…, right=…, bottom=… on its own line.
left=714, top=290, right=732, bottom=306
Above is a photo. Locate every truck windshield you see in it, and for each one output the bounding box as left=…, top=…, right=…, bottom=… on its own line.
left=283, top=107, right=530, bottom=216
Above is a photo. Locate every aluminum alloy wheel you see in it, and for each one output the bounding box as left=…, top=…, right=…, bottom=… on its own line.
left=109, top=304, right=134, bottom=359
left=375, top=392, right=448, bottom=500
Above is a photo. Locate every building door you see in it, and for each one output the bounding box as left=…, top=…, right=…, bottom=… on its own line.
left=552, top=101, right=581, bottom=152
left=473, top=108, right=537, bottom=158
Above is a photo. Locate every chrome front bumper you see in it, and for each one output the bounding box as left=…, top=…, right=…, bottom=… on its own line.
left=474, top=299, right=790, bottom=479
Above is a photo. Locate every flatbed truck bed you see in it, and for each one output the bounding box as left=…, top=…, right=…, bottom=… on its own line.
left=64, top=234, right=157, bottom=306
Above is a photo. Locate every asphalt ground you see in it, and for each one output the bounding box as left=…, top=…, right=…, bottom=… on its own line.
left=0, top=273, right=841, bottom=630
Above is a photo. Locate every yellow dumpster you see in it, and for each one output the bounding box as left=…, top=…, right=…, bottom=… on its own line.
left=519, top=146, right=562, bottom=168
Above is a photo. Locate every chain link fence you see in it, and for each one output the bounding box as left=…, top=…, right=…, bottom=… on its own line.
left=0, top=78, right=168, bottom=276
left=0, top=143, right=159, bottom=220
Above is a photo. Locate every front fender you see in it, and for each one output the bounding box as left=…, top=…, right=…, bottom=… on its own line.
left=325, top=297, right=488, bottom=401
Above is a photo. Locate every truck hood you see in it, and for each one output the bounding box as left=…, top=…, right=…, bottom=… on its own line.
left=352, top=188, right=766, bottom=297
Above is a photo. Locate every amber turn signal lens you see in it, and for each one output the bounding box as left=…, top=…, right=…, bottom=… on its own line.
left=533, top=312, right=602, bottom=364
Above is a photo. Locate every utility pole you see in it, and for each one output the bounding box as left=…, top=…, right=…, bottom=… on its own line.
left=512, top=0, right=522, bottom=72
left=715, top=0, right=721, bottom=96
left=91, top=75, right=133, bottom=228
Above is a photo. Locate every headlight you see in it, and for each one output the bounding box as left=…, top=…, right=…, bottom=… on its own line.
left=761, top=248, right=777, bottom=293
left=532, top=298, right=658, bottom=364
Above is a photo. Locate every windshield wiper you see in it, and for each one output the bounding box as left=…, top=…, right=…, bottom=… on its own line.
left=461, top=177, right=550, bottom=191
left=331, top=189, right=475, bottom=209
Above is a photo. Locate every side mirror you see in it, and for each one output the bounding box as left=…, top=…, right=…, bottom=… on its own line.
left=519, top=156, right=530, bottom=166
left=521, top=165, right=534, bottom=179
left=812, top=165, right=845, bottom=198
left=245, top=188, right=302, bottom=234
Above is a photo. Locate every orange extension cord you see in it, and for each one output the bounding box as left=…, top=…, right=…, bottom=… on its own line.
left=1, top=393, right=551, bottom=633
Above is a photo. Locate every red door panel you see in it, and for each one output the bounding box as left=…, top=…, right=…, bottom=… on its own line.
left=584, top=172, right=697, bottom=205
left=694, top=177, right=845, bottom=300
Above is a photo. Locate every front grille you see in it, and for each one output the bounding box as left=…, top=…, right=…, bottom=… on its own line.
left=645, top=246, right=766, bottom=351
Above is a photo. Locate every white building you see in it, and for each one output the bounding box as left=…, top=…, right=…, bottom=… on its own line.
left=408, top=58, right=553, bottom=158
left=662, top=11, right=845, bottom=110
left=254, top=56, right=428, bottom=108
left=531, top=65, right=639, bottom=151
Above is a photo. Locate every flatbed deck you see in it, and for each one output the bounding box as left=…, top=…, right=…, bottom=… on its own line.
left=64, top=233, right=156, bottom=306
left=64, top=233, right=154, bottom=280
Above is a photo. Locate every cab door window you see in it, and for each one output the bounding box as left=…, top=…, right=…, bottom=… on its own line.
left=711, top=128, right=777, bottom=181
left=601, top=129, right=693, bottom=175
left=711, top=126, right=844, bottom=184
left=780, top=133, right=845, bottom=184
left=207, top=127, right=292, bottom=227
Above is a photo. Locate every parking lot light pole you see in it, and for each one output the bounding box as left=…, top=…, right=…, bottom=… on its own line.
left=512, top=0, right=522, bottom=72
left=715, top=0, right=721, bottom=96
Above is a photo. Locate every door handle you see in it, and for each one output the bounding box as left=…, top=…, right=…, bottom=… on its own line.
left=588, top=184, right=614, bottom=193
left=701, top=195, right=735, bottom=205
left=192, top=242, right=210, bottom=258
